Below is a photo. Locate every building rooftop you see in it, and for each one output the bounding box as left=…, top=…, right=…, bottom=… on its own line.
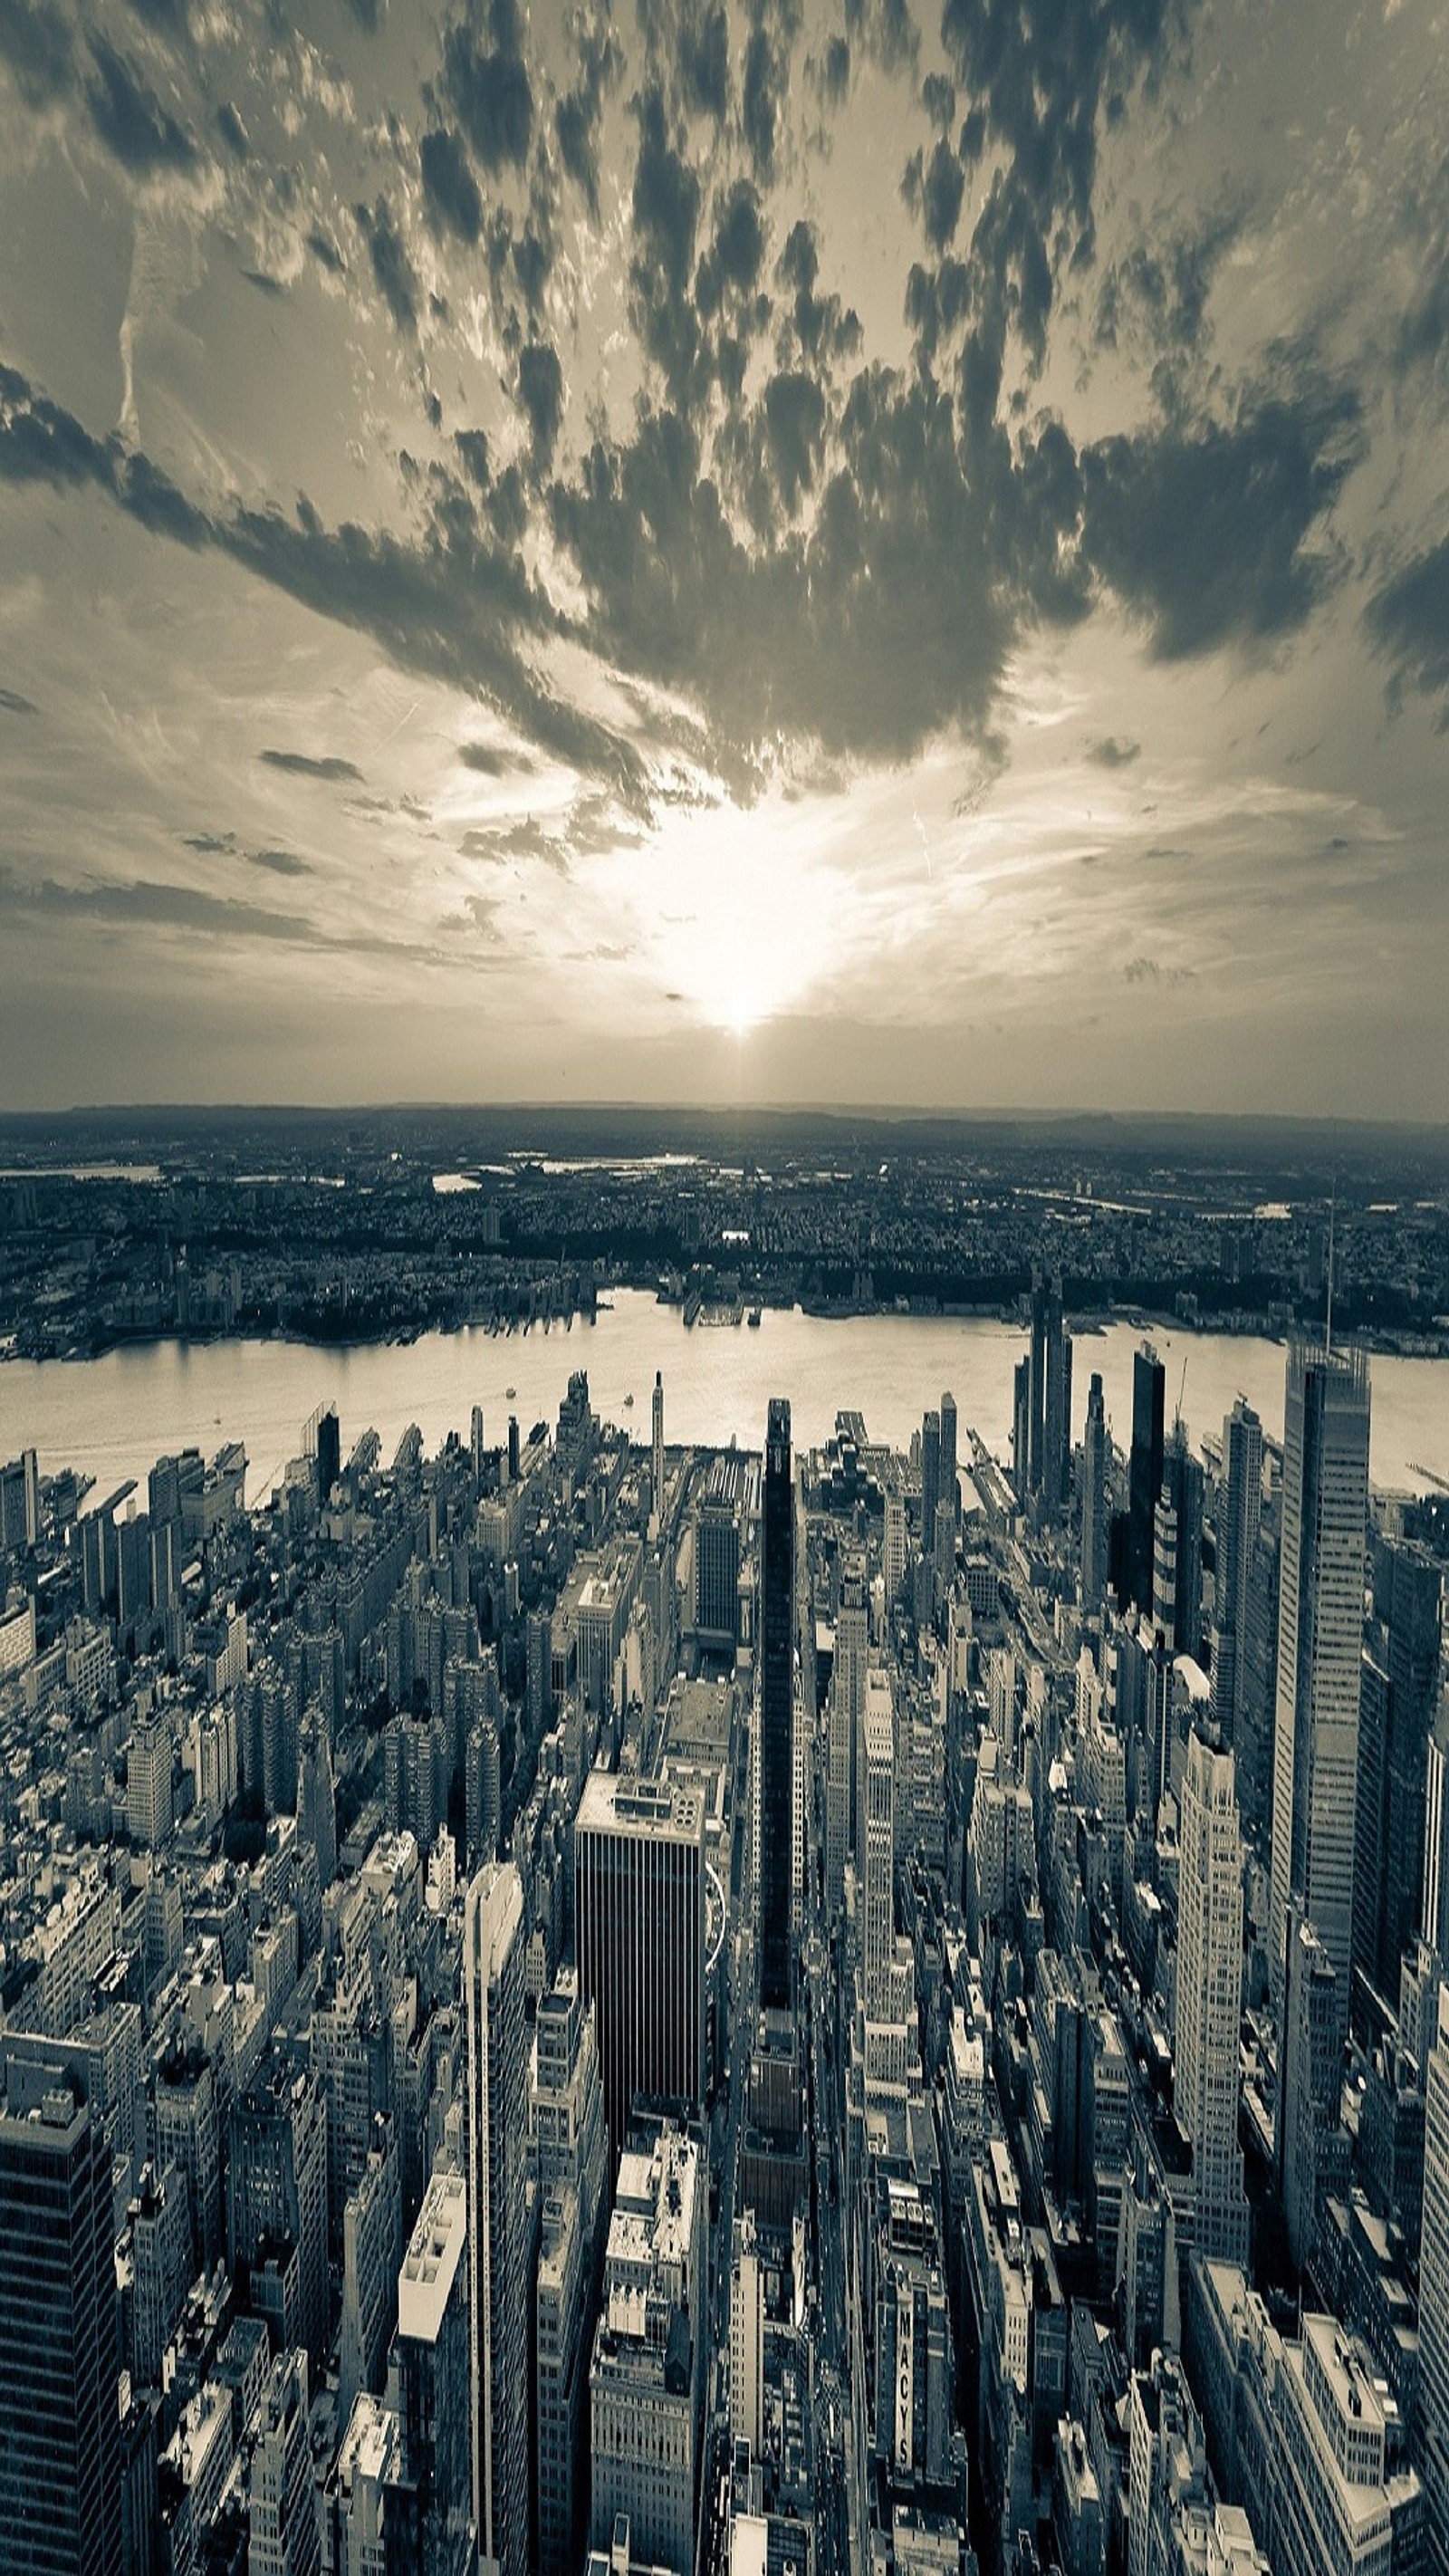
left=398, top=2165, right=466, bottom=2344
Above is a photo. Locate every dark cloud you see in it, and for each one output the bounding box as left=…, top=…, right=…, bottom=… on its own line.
left=1096, top=209, right=1242, bottom=369
left=763, top=370, right=825, bottom=510
left=0, top=359, right=651, bottom=812
left=243, top=268, right=285, bottom=299
left=696, top=177, right=765, bottom=321
left=216, top=99, right=249, bottom=158
left=845, top=0, right=917, bottom=77
left=182, top=830, right=239, bottom=853
left=678, top=3, right=728, bottom=119
left=922, top=72, right=955, bottom=130
left=742, top=23, right=781, bottom=180
left=420, top=125, right=483, bottom=245
left=307, top=226, right=346, bottom=276
left=1088, top=735, right=1139, bottom=767
left=0, top=687, right=37, bottom=716
left=554, top=6, right=621, bottom=216
left=15, top=874, right=312, bottom=942
left=461, top=816, right=571, bottom=873
left=904, top=137, right=964, bottom=253
left=355, top=195, right=418, bottom=336
left=820, top=34, right=849, bottom=105
left=629, top=87, right=701, bottom=399
left=1366, top=532, right=1449, bottom=722
left=458, top=740, right=511, bottom=773
left=0, top=0, right=75, bottom=110
left=454, top=428, right=491, bottom=489
left=517, top=341, right=563, bottom=470
left=84, top=34, right=197, bottom=171
left=248, top=847, right=313, bottom=876
left=260, top=749, right=364, bottom=782
left=344, top=0, right=385, bottom=28
left=1081, top=388, right=1362, bottom=658
left=440, top=0, right=533, bottom=174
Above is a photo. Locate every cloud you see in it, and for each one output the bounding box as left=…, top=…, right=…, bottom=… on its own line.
left=0, top=0, right=75, bottom=110
left=678, top=3, right=728, bottom=119
left=216, top=99, right=249, bottom=158
left=517, top=340, right=563, bottom=471
left=248, top=847, right=313, bottom=876
left=1081, top=388, right=1363, bottom=658
left=344, top=0, right=385, bottom=28
left=14, top=874, right=312, bottom=942
left=84, top=33, right=197, bottom=172
left=0, top=686, right=38, bottom=715
left=629, top=86, right=702, bottom=399
left=354, top=194, right=419, bottom=336
left=1088, top=735, right=1139, bottom=767
left=1366, top=532, right=1449, bottom=721
left=440, top=0, right=533, bottom=174
left=742, top=23, right=782, bottom=180
left=554, top=6, right=621, bottom=216
left=307, top=226, right=347, bottom=275
left=421, top=125, right=483, bottom=245
left=847, top=0, right=917, bottom=77
left=182, top=830, right=238, bottom=853
left=260, top=748, right=363, bottom=782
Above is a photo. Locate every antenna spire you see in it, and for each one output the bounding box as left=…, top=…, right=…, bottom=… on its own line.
left=1325, top=1194, right=1336, bottom=1358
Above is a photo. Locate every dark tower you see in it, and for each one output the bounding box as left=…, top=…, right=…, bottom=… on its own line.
left=317, top=1406, right=341, bottom=1504
left=0, top=2043, right=123, bottom=2576
left=1128, top=1343, right=1166, bottom=1616
left=759, top=1397, right=795, bottom=2015
left=921, top=1409, right=940, bottom=1559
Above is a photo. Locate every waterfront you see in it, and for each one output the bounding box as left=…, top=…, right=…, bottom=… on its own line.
left=3, top=1291, right=1447, bottom=1505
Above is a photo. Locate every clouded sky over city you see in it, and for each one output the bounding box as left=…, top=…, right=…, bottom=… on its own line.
left=1, top=0, right=1446, bottom=1112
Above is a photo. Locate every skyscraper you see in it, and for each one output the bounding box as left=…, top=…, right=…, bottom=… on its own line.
left=1212, top=1397, right=1263, bottom=1744
left=573, top=1771, right=705, bottom=2172
left=1081, top=1372, right=1108, bottom=1620
left=939, top=1389, right=958, bottom=1534
left=0, top=2043, right=122, bottom=2576
left=1270, top=1341, right=1370, bottom=2048
left=1163, top=1422, right=1204, bottom=1657
left=1044, top=1309, right=1072, bottom=1514
left=651, top=1370, right=664, bottom=1528
left=834, top=1551, right=868, bottom=1879
left=863, top=1673, right=896, bottom=2016
left=758, top=1395, right=795, bottom=2014
left=389, top=2164, right=473, bottom=2576
left=1127, top=1342, right=1166, bottom=1616
left=1175, top=1725, right=1249, bottom=2264
left=1417, top=1993, right=1449, bottom=2574
left=465, top=1860, right=532, bottom=2576
left=922, top=1408, right=941, bottom=1559
left=1012, top=1356, right=1032, bottom=1504
left=1353, top=1537, right=1443, bottom=2017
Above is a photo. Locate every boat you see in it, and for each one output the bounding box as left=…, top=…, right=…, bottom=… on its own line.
left=623, top=1391, right=635, bottom=1408
left=747, top=1304, right=762, bottom=1328
left=505, top=1385, right=516, bottom=1399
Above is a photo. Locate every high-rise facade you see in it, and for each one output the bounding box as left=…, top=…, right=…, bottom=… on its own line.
left=1353, top=1538, right=1443, bottom=2016
left=0, top=2043, right=122, bottom=2576
left=1212, top=1398, right=1262, bottom=1743
left=465, top=1860, right=532, bottom=2576
left=651, top=1370, right=664, bottom=1528
left=939, top=1390, right=958, bottom=1534
left=833, top=1551, right=868, bottom=1891
left=1127, top=1342, right=1166, bottom=1616
left=1175, top=1727, right=1249, bottom=2264
left=863, top=1671, right=896, bottom=2017
left=921, top=1408, right=941, bottom=1559
left=1081, top=1371, right=1108, bottom=1620
left=1027, top=1268, right=1071, bottom=1510
left=1270, top=1341, right=1370, bottom=2044
left=1163, top=1424, right=1204, bottom=1657
left=573, top=1771, right=705, bottom=2171
left=1418, top=1996, right=1449, bottom=2574
left=758, top=1396, right=795, bottom=2014
left=390, top=2164, right=473, bottom=2576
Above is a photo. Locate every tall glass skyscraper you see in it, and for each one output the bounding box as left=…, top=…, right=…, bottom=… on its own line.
left=759, top=1396, right=795, bottom=2014
left=0, top=2042, right=122, bottom=2576
left=465, top=1860, right=531, bottom=2576
left=1128, top=1341, right=1166, bottom=1618
left=1269, top=1341, right=1371, bottom=2050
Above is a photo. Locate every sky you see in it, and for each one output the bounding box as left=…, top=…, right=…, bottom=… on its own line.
left=0, top=0, right=1446, bottom=1115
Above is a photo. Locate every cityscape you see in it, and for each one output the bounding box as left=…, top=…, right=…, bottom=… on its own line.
left=3, top=0, right=1449, bottom=2570
left=3, top=1199, right=1449, bottom=2576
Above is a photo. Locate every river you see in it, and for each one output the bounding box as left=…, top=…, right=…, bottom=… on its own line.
left=1, top=1291, right=1446, bottom=1506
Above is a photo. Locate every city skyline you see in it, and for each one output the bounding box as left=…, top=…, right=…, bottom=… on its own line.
left=2, top=2, right=1448, bottom=1112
